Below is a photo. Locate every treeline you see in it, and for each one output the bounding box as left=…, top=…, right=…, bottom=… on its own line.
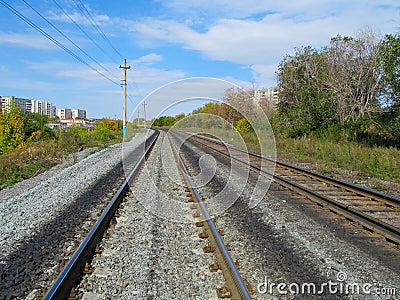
left=151, top=93, right=256, bottom=134
left=0, top=107, right=123, bottom=155
left=151, top=113, right=185, bottom=127
left=274, top=30, right=399, bottom=146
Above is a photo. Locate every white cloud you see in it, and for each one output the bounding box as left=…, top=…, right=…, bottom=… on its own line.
left=131, top=53, right=163, bottom=64
left=129, top=66, right=185, bottom=84
left=47, top=9, right=111, bottom=26
left=0, top=32, right=56, bottom=50
left=24, top=54, right=184, bottom=84
left=250, top=64, right=278, bottom=87
left=128, top=1, right=400, bottom=86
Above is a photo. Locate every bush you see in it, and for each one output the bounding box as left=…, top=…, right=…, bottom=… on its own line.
left=92, top=122, right=119, bottom=144
left=235, top=118, right=254, bottom=133
left=57, top=126, right=90, bottom=151
left=0, top=107, right=25, bottom=155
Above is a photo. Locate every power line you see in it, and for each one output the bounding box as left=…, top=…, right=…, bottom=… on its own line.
left=22, top=0, right=119, bottom=84
left=51, top=0, right=120, bottom=81
left=73, top=0, right=123, bottom=60
left=52, top=0, right=118, bottom=65
left=0, top=0, right=120, bottom=86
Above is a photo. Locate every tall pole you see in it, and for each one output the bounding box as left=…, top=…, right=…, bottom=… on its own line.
left=137, top=110, right=140, bottom=126
left=143, top=101, right=147, bottom=128
left=119, top=59, right=130, bottom=135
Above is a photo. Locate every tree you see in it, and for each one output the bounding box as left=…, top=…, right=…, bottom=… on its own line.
left=174, top=113, right=185, bottom=123
left=0, top=107, right=25, bottom=154
left=276, top=46, right=334, bottom=136
left=151, top=115, right=176, bottom=127
left=24, top=112, right=54, bottom=140
left=326, top=31, right=382, bottom=138
left=379, top=33, right=400, bottom=112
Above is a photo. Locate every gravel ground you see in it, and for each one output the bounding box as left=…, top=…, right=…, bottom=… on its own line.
left=77, top=131, right=224, bottom=299
left=0, top=132, right=150, bottom=299
left=179, top=136, right=400, bottom=300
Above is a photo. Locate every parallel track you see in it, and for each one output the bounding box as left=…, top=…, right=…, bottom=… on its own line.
left=183, top=131, right=400, bottom=247
left=43, top=131, right=159, bottom=300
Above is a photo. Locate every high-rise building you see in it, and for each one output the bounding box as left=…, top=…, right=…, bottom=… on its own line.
left=43, top=101, right=55, bottom=118
left=14, top=97, right=31, bottom=114
left=1, top=95, right=58, bottom=118
left=51, top=105, right=56, bottom=119
left=0, top=96, right=13, bottom=113
left=71, top=109, right=86, bottom=119
left=0, top=96, right=31, bottom=114
left=254, top=87, right=279, bottom=104
left=31, top=99, right=42, bottom=114
left=57, top=108, right=72, bottom=119
left=31, top=99, right=56, bottom=118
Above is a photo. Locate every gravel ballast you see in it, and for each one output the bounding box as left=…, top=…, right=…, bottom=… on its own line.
left=0, top=132, right=150, bottom=299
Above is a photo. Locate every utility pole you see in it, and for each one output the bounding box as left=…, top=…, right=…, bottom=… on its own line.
left=119, top=59, right=131, bottom=135
left=143, top=101, right=147, bottom=129
left=137, top=110, right=140, bottom=126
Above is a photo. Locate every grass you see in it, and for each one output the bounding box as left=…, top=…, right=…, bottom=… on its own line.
left=0, top=140, right=61, bottom=189
left=175, top=124, right=399, bottom=184
left=275, top=136, right=400, bottom=183
left=0, top=126, right=139, bottom=190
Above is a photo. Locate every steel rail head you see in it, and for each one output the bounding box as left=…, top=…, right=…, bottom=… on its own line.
left=44, top=130, right=159, bottom=300
left=167, top=132, right=251, bottom=300
left=190, top=132, right=400, bottom=205
left=187, top=132, right=400, bottom=245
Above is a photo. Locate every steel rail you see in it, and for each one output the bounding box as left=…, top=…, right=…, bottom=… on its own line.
left=192, top=132, right=400, bottom=206
left=185, top=132, right=400, bottom=245
left=168, top=132, right=251, bottom=300
left=44, top=130, right=159, bottom=300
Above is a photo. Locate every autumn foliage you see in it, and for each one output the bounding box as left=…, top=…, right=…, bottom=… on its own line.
left=0, top=107, right=25, bottom=155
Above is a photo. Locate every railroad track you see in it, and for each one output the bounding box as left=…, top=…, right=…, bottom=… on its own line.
left=179, top=131, right=400, bottom=247
left=43, top=130, right=159, bottom=299
left=168, top=133, right=252, bottom=299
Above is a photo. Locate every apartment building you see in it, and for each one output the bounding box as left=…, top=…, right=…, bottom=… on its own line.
left=253, top=87, right=279, bottom=104
left=0, top=96, right=31, bottom=114
left=71, top=109, right=86, bottom=119
left=31, top=100, right=56, bottom=118
left=1, top=96, right=56, bottom=117
left=57, top=108, right=72, bottom=119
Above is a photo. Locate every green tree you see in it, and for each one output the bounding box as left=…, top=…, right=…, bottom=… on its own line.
left=276, top=46, right=334, bottom=136
left=0, top=107, right=25, bottom=154
left=152, top=116, right=176, bottom=127
left=24, top=112, right=54, bottom=140
left=174, top=113, right=185, bottom=123
left=379, top=33, right=400, bottom=112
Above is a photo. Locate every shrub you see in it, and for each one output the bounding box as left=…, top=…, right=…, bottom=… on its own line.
left=0, top=107, right=25, bottom=155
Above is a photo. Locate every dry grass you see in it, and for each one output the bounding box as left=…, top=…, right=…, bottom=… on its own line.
left=0, top=140, right=61, bottom=189
left=276, top=136, right=400, bottom=182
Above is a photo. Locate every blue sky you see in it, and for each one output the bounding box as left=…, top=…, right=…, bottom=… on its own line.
left=0, top=0, right=399, bottom=119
